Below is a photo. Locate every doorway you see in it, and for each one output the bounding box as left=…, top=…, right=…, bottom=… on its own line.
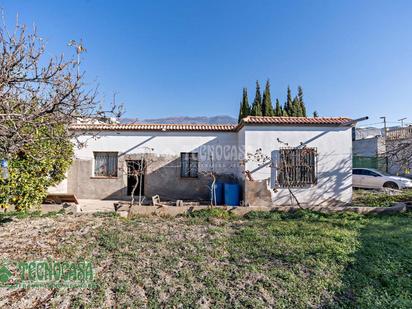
left=127, top=160, right=145, bottom=196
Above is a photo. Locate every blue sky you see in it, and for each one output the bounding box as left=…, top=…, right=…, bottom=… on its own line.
left=2, top=0, right=412, bottom=126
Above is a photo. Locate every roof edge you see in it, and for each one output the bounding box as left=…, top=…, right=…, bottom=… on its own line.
left=70, top=116, right=355, bottom=132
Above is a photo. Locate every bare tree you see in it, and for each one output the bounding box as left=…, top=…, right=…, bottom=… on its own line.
left=244, top=147, right=312, bottom=208
left=120, top=148, right=155, bottom=207
left=386, top=139, right=412, bottom=175
left=128, top=160, right=145, bottom=206
left=201, top=154, right=217, bottom=207
left=0, top=19, right=122, bottom=160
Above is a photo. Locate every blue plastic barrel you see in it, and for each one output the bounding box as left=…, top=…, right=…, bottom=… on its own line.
left=224, top=183, right=241, bottom=206
left=212, top=182, right=224, bottom=205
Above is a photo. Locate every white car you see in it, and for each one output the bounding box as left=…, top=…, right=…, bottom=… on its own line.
left=353, top=168, right=412, bottom=190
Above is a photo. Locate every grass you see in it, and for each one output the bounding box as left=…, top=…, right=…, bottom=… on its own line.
left=0, top=208, right=65, bottom=225
left=353, top=189, right=412, bottom=207
left=0, top=210, right=411, bottom=308
left=63, top=211, right=412, bottom=308
left=187, top=207, right=237, bottom=219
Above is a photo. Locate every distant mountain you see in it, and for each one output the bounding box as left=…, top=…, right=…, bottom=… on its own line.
left=120, top=115, right=237, bottom=125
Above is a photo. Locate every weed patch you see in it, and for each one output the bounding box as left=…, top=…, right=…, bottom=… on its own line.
left=353, top=189, right=412, bottom=207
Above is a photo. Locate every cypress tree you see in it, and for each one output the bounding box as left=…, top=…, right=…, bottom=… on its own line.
left=237, top=101, right=242, bottom=123
left=262, top=80, right=275, bottom=116
left=250, top=81, right=263, bottom=116
left=274, top=98, right=282, bottom=116
left=297, top=86, right=307, bottom=117
left=238, top=87, right=250, bottom=122
left=292, top=96, right=302, bottom=117
left=284, top=86, right=293, bottom=116
left=313, top=111, right=319, bottom=117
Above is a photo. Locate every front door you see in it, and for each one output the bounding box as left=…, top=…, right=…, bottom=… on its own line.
left=127, top=160, right=145, bottom=196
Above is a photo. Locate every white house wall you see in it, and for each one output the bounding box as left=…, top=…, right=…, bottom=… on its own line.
left=244, top=126, right=353, bottom=206
left=67, top=130, right=241, bottom=200
left=51, top=125, right=353, bottom=206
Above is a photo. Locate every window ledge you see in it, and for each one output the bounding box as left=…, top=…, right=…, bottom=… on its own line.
left=90, top=176, right=119, bottom=179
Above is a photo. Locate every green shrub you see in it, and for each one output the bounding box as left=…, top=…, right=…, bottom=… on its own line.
left=187, top=207, right=235, bottom=219
left=0, top=124, right=73, bottom=211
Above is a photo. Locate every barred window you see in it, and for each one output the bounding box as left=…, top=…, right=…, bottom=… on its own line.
left=278, top=147, right=317, bottom=187
left=94, top=152, right=118, bottom=177
left=181, top=152, right=198, bottom=178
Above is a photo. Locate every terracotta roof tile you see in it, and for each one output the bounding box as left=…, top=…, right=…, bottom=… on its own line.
left=70, top=123, right=237, bottom=132
left=240, top=116, right=352, bottom=126
left=70, top=117, right=353, bottom=132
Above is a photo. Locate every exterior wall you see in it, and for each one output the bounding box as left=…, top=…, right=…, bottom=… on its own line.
left=352, top=136, right=386, bottom=171
left=236, top=127, right=246, bottom=194
left=353, top=136, right=385, bottom=157
left=47, top=178, right=68, bottom=194
left=67, top=131, right=240, bottom=200
left=52, top=125, right=353, bottom=206
left=243, top=126, right=353, bottom=206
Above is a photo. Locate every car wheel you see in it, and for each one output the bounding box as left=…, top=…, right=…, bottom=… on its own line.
left=383, top=182, right=399, bottom=190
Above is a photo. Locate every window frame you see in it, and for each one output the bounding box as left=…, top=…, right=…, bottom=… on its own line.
left=277, top=147, right=318, bottom=188
left=180, top=152, right=199, bottom=178
left=93, top=151, right=119, bottom=178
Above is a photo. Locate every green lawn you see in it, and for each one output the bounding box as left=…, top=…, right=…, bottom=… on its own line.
left=0, top=210, right=411, bottom=308
left=353, top=189, right=412, bottom=207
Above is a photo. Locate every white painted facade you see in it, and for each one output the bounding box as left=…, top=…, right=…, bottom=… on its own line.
left=75, top=130, right=240, bottom=175
left=51, top=122, right=353, bottom=206
left=243, top=126, right=353, bottom=205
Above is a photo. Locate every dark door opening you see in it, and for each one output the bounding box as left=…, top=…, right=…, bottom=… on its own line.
left=127, top=160, right=145, bottom=196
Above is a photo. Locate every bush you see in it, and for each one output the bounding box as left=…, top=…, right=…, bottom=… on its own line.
left=0, top=124, right=73, bottom=211
left=187, top=208, right=235, bottom=219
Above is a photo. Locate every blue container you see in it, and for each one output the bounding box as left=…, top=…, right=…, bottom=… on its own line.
left=212, top=182, right=224, bottom=205
left=224, top=183, right=241, bottom=206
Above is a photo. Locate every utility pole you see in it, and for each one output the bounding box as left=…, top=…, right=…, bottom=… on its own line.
left=380, top=116, right=387, bottom=137
left=398, top=117, right=407, bottom=127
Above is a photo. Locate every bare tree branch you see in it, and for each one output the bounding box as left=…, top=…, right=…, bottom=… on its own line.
left=0, top=19, right=123, bottom=159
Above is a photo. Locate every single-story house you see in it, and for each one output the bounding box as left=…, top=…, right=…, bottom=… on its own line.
left=50, top=116, right=355, bottom=206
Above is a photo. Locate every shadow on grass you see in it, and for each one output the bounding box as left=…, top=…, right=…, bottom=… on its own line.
left=329, top=213, right=412, bottom=308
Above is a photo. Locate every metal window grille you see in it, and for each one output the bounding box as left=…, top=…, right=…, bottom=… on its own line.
left=94, top=152, right=118, bottom=177
left=180, top=152, right=198, bottom=177
left=278, top=147, right=317, bottom=187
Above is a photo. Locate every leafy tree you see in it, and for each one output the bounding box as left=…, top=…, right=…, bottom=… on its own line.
left=0, top=123, right=73, bottom=211
left=274, top=99, right=283, bottom=116
left=262, top=80, right=274, bottom=116
left=0, top=20, right=121, bottom=210
left=238, top=87, right=250, bottom=122
left=284, top=86, right=293, bottom=116
left=297, top=86, right=307, bottom=117
left=250, top=81, right=263, bottom=116
left=313, top=111, right=319, bottom=117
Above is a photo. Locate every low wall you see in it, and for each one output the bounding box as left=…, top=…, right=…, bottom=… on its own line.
left=128, top=203, right=411, bottom=217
